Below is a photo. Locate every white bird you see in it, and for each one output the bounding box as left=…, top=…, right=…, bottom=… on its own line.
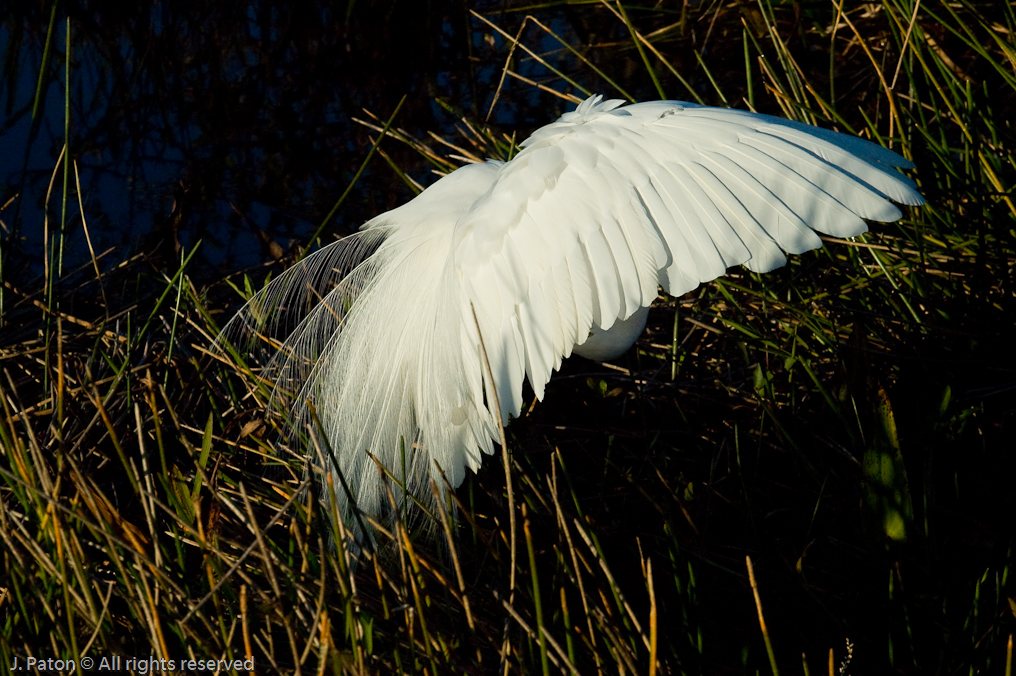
left=226, top=95, right=924, bottom=538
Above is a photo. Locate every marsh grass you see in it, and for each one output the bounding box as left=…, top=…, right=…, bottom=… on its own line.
left=2, top=1, right=1014, bottom=673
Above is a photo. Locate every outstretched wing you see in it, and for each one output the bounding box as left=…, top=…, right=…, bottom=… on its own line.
left=456, top=96, right=924, bottom=424
left=223, top=162, right=506, bottom=537
left=224, top=95, right=924, bottom=538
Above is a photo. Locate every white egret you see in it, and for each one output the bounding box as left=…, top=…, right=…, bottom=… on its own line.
left=226, top=95, right=924, bottom=537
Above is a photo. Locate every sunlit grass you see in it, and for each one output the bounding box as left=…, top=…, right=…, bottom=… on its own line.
left=2, top=1, right=1014, bottom=673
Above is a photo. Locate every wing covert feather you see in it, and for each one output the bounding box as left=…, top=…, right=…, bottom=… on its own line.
left=457, top=95, right=923, bottom=422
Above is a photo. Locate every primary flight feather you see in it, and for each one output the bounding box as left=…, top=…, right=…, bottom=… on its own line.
left=226, top=95, right=924, bottom=537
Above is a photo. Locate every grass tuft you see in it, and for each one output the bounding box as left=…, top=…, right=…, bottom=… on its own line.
left=2, top=1, right=1014, bottom=673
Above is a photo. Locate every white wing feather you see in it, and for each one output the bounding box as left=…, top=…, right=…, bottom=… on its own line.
left=225, top=96, right=924, bottom=538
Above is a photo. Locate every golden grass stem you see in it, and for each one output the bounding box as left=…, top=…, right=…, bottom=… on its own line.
left=431, top=480, right=475, bottom=632
left=747, top=555, right=780, bottom=676
left=572, top=517, right=650, bottom=651
left=470, top=302, right=516, bottom=601
left=550, top=455, right=603, bottom=675
left=647, top=558, right=657, bottom=676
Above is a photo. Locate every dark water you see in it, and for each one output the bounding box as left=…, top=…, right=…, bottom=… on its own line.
left=1, top=1, right=680, bottom=285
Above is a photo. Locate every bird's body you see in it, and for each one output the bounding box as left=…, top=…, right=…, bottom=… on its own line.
left=227, top=96, right=923, bottom=538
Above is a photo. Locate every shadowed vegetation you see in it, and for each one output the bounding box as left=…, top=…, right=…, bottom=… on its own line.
left=1, top=1, right=1014, bottom=674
